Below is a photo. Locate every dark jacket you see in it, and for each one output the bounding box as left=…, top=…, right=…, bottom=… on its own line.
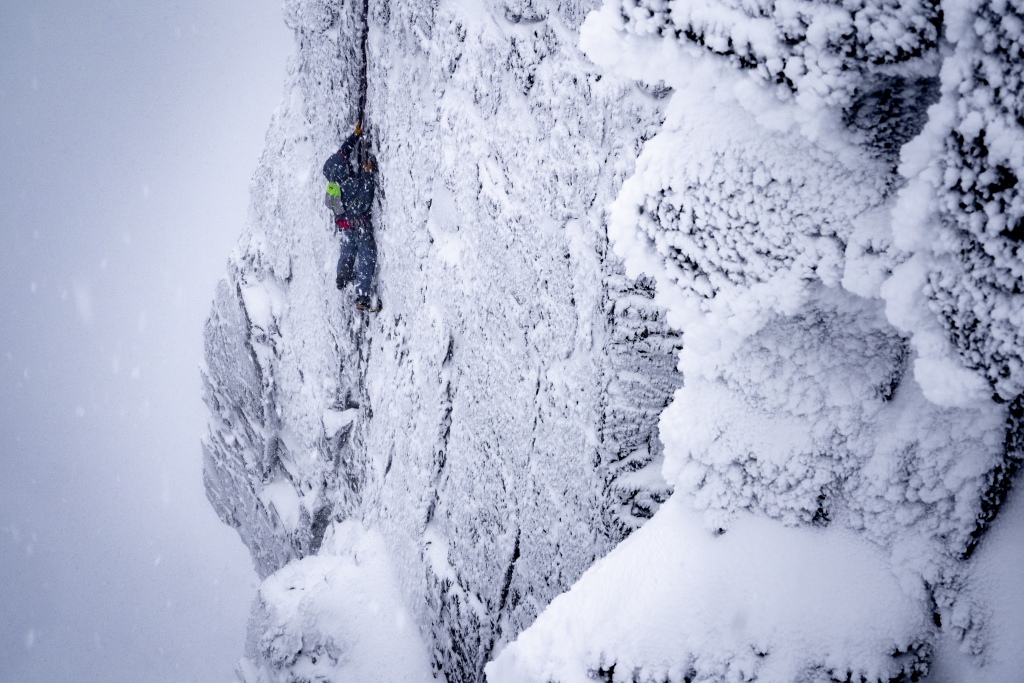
left=323, top=134, right=376, bottom=221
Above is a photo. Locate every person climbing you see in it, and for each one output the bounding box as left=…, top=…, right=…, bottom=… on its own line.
left=323, top=121, right=380, bottom=312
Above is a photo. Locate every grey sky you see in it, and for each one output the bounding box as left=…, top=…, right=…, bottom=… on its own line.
left=0, top=1, right=292, bottom=680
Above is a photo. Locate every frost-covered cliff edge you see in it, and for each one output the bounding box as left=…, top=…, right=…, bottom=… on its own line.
left=202, top=0, right=1024, bottom=681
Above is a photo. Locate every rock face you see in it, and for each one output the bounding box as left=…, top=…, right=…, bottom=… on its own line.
left=202, top=0, right=1024, bottom=681
left=203, top=0, right=680, bottom=680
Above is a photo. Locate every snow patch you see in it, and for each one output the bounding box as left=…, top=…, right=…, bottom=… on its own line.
left=322, top=408, right=358, bottom=438
left=259, top=479, right=302, bottom=532
left=240, top=278, right=287, bottom=331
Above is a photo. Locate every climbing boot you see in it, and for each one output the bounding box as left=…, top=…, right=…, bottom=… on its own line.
left=355, top=294, right=381, bottom=313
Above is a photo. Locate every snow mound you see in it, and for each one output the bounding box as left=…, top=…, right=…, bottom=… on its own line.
left=559, top=0, right=1020, bottom=675
left=488, top=493, right=929, bottom=683
left=238, top=521, right=436, bottom=683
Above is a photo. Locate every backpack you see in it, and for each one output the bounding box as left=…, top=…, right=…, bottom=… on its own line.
left=324, top=181, right=345, bottom=215
left=324, top=174, right=374, bottom=218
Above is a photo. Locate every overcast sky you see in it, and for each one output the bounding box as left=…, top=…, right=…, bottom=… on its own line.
left=0, top=1, right=292, bottom=680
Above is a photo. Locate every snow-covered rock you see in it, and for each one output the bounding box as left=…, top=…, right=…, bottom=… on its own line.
left=238, top=521, right=436, bottom=683
left=488, top=493, right=931, bottom=683
left=888, top=0, right=1024, bottom=403
left=202, top=0, right=1024, bottom=681
left=203, top=0, right=681, bottom=680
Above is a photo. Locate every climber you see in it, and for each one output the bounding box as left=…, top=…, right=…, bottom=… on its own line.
left=323, top=121, right=379, bottom=312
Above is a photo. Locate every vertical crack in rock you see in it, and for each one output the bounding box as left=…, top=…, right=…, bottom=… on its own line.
left=480, top=527, right=523, bottom=681
left=204, top=0, right=372, bottom=582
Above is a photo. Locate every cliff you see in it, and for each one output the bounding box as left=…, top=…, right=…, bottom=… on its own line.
left=202, top=0, right=1024, bottom=681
